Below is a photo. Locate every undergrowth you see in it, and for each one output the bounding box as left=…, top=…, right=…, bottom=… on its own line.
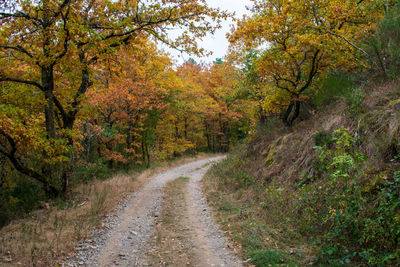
left=204, top=147, right=307, bottom=267
left=204, top=79, right=400, bottom=266
left=205, top=128, right=399, bottom=266
left=298, top=128, right=399, bottom=265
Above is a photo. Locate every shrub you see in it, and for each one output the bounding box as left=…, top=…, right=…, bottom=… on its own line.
left=312, top=72, right=355, bottom=108
left=344, top=87, right=364, bottom=116
left=0, top=172, right=46, bottom=226
left=249, top=249, right=289, bottom=267
left=314, top=130, right=334, bottom=147
left=297, top=128, right=400, bottom=265
left=74, top=158, right=112, bottom=184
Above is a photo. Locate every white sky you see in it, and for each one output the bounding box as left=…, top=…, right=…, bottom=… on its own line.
left=162, top=0, right=253, bottom=65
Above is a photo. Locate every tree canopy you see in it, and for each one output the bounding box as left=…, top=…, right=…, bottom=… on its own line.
left=229, top=0, right=383, bottom=125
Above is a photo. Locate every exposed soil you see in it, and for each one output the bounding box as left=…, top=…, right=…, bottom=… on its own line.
left=62, top=156, right=242, bottom=267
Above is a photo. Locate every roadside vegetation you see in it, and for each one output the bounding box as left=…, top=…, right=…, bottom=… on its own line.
left=204, top=1, right=400, bottom=266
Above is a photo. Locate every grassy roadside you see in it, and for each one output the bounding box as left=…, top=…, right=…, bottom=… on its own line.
left=0, top=154, right=212, bottom=266
left=202, top=153, right=314, bottom=267
left=147, top=177, right=196, bottom=266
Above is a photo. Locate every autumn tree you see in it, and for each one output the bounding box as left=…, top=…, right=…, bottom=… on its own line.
left=0, top=0, right=228, bottom=197
left=155, top=61, right=205, bottom=157
left=154, top=59, right=252, bottom=157
left=88, top=39, right=173, bottom=168
left=204, top=60, right=251, bottom=151
left=229, top=0, right=383, bottom=126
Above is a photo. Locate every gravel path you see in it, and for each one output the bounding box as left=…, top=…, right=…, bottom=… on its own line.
left=184, top=162, right=243, bottom=267
left=62, top=156, right=242, bottom=267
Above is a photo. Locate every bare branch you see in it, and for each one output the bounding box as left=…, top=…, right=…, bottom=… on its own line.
left=0, top=44, right=34, bottom=58
left=0, top=77, right=43, bottom=90
left=323, top=27, right=369, bottom=56
left=299, top=50, right=320, bottom=93
left=0, top=130, right=47, bottom=184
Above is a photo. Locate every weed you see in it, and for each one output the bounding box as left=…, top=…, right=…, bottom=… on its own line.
left=202, top=163, right=210, bottom=168
left=177, top=176, right=190, bottom=182
left=74, top=159, right=112, bottom=185
left=300, top=128, right=399, bottom=265
left=203, top=156, right=308, bottom=266
left=205, top=122, right=400, bottom=266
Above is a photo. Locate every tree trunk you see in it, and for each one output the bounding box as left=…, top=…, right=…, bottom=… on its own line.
left=0, top=156, right=6, bottom=211
left=42, top=66, right=56, bottom=139
left=126, top=122, right=133, bottom=149
left=205, top=122, right=211, bottom=151
left=212, top=135, right=216, bottom=153
left=223, top=121, right=230, bottom=152
left=145, top=141, right=150, bottom=168
left=61, top=171, right=68, bottom=195
left=259, top=105, right=267, bottom=125
left=373, top=45, right=388, bottom=78
left=175, top=121, right=179, bottom=141
left=184, top=116, right=188, bottom=139
left=218, top=113, right=223, bottom=152
left=142, top=133, right=146, bottom=164
left=141, top=133, right=150, bottom=168
left=282, top=101, right=301, bottom=127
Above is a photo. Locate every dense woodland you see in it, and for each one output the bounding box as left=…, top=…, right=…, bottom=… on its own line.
left=0, top=0, right=399, bottom=265
left=0, top=0, right=254, bottom=222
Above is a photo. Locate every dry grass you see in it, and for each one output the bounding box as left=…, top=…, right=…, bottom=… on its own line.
left=0, top=154, right=211, bottom=266
left=202, top=167, right=314, bottom=266
left=147, top=177, right=195, bottom=267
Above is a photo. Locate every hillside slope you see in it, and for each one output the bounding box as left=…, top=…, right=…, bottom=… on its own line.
left=203, top=81, right=400, bottom=266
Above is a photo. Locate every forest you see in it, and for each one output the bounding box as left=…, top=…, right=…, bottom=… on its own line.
left=0, top=0, right=253, bottom=219
left=0, top=0, right=399, bottom=266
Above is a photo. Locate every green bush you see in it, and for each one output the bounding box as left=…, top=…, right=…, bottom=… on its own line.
left=344, top=87, right=364, bottom=116
left=297, top=128, right=400, bottom=265
left=207, top=146, right=257, bottom=189
left=0, top=173, right=46, bottom=226
left=314, top=130, right=334, bottom=147
left=312, top=72, right=355, bottom=108
left=74, top=158, right=112, bottom=184
left=249, top=249, right=289, bottom=267
left=359, top=171, right=400, bottom=266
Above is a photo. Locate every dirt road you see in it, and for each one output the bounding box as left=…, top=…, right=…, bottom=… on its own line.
left=63, top=156, right=243, bottom=267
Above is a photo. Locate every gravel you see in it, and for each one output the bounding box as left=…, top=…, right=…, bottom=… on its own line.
left=184, top=161, right=243, bottom=267
left=61, top=156, right=242, bottom=267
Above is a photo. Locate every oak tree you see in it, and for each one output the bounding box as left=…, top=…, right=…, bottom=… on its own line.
left=0, top=0, right=227, bottom=196
left=229, top=0, right=382, bottom=126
